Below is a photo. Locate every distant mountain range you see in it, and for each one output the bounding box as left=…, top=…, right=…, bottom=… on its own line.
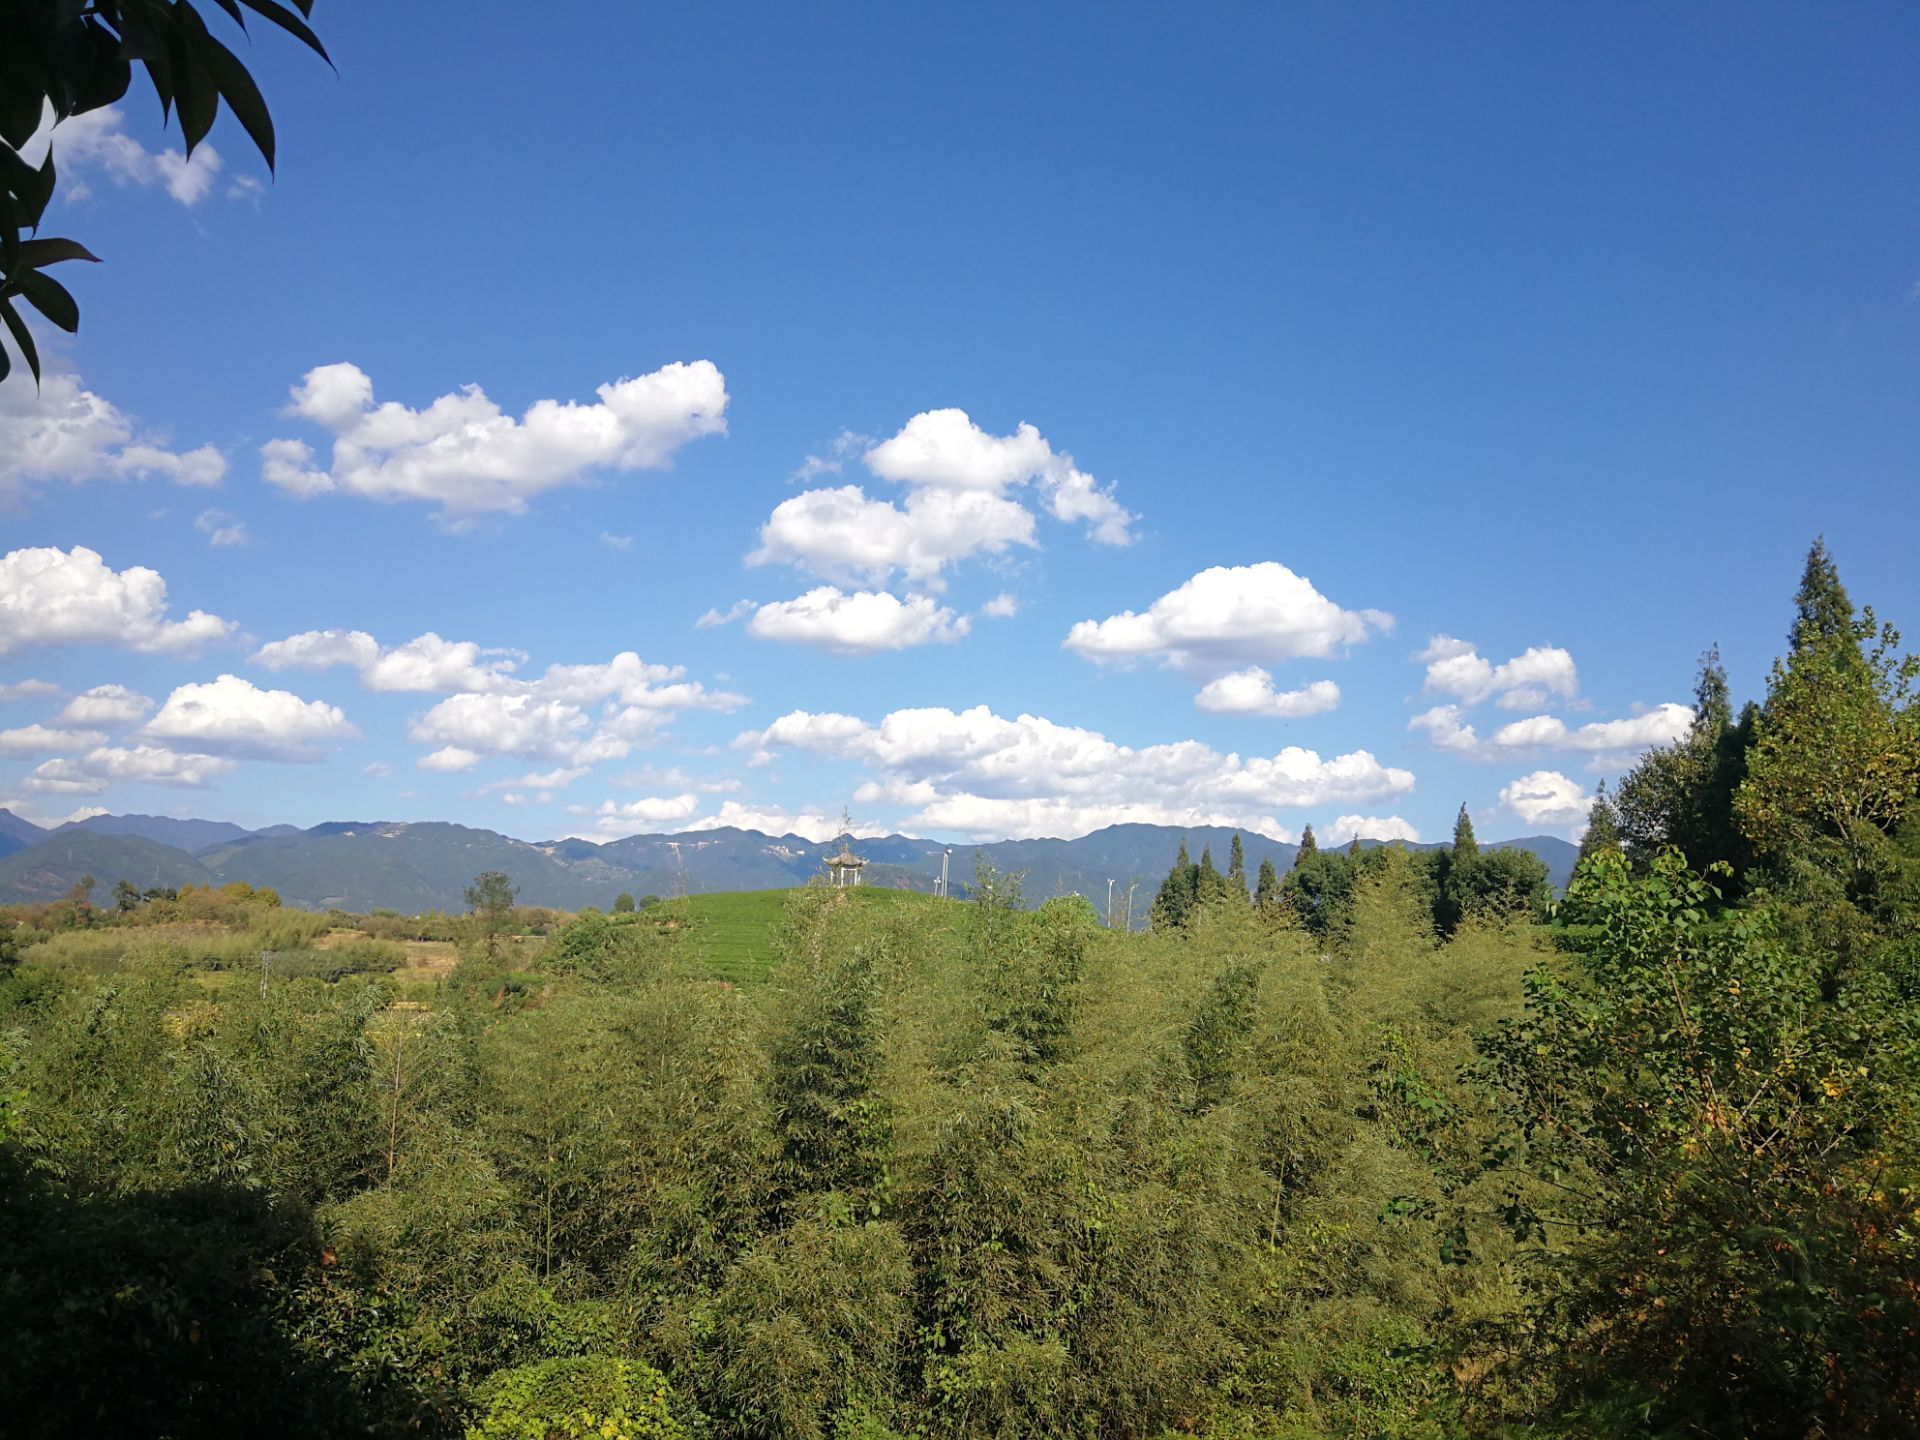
left=0, top=809, right=1578, bottom=915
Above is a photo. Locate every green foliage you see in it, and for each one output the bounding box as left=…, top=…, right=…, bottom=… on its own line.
left=467, top=1356, right=690, bottom=1439
left=1464, top=850, right=1920, bottom=1436
left=1577, top=779, right=1622, bottom=863
left=545, top=909, right=665, bottom=983
left=1253, top=856, right=1280, bottom=912
left=702, top=1219, right=912, bottom=1440
left=1616, top=645, right=1757, bottom=884
left=1278, top=843, right=1357, bottom=936
left=467, top=871, right=520, bottom=959
left=1451, top=804, right=1478, bottom=862
left=2, top=545, right=1912, bottom=1440
left=1294, top=824, right=1318, bottom=866
left=0, top=0, right=328, bottom=384
left=615, top=892, right=638, bottom=913
left=767, top=916, right=891, bottom=1209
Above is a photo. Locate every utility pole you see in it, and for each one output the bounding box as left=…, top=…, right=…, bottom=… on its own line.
left=1123, top=882, right=1137, bottom=932
left=259, top=950, right=274, bottom=997
left=938, top=847, right=952, bottom=899
left=1106, top=877, right=1115, bottom=928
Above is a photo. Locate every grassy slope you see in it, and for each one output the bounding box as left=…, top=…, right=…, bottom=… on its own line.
left=676, top=885, right=953, bottom=984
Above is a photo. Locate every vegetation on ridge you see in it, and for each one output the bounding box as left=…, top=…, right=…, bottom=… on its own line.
left=0, top=541, right=1915, bottom=1438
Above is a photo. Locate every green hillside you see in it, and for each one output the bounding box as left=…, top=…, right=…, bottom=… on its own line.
left=0, top=831, right=218, bottom=902
left=676, top=885, right=957, bottom=985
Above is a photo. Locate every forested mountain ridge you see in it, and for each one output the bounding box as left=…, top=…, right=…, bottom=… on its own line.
left=0, top=813, right=1580, bottom=912
left=0, top=807, right=46, bottom=858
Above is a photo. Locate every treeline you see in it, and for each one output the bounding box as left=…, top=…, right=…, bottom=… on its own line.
left=1149, top=814, right=1550, bottom=938
left=0, top=541, right=1914, bottom=1439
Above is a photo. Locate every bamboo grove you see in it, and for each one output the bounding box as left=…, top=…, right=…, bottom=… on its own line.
left=1, top=540, right=1915, bottom=1439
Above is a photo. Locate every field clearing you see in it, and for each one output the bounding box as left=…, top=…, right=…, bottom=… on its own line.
left=676, top=885, right=957, bottom=985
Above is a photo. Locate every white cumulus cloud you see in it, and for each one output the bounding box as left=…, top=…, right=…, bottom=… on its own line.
left=24, top=105, right=226, bottom=208
left=747, top=587, right=970, bottom=654
left=262, top=359, right=728, bottom=518
left=1065, top=562, right=1391, bottom=674
left=748, top=407, right=1134, bottom=595
left=742, top=702, right=1414, bottom=841
left=1417, top=635, right=1579, bottom=709
left=25, top=745, right=237, bottom=794
left=1489, top=703, right=1693, bottom=753
left=750, top=484, right=1036, bottom=589
left=1, top=363, right=225, bottom=508
left=142, top=675, right=356, bottom=762
left=1498, top=770, right=1592, bottom=828
left=0, top=724, right=106, bottom=757
left=1194, top=670, right=1341, bottom=719
left=865, top=407, right=1135, bottom=544
left=0, top=546, right=235, bottom=658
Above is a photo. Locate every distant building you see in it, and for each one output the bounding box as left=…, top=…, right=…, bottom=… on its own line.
left=824, top=842, right=867, bottom=888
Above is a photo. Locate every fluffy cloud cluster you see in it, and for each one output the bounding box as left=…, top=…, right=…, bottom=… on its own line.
left=1498, top=770, right=1592, bottom=827
left=0, top=546, right=235, bottom=658
left=262, top=359, right=728, bottom=518
left=254, top=629, right=523, bottom=693
left=254, top=629, right=744, bottom=772
left=0, top=725, right=105, bottom=757
left=750, top=484, right=1036, bottom=588
left=141, top=674, right=357, bottom=762
left=864, top=408, right=1134, bottom=545
left=25, top=105, right=228, bottom=207
left=739, top=703, right=1414, bottom=841
left=1194, top=670, right=1341, bottom=719
left=1488, top=704, right=1693, bottom=752
left=24, top=745, right=238, bottom=794
left=58, top=684, right=154, bottom=727
left=1065, top=563, right=1391, bottom=674
left=746, top=588, right=970, bottom=654
left=745, top=409, right=1134, bottom=650
left=1418, top=635, right=1579, bottom=711
left=1, top=364, right=225, bottom=507
left=1410, top=700, right=1692, bottom=759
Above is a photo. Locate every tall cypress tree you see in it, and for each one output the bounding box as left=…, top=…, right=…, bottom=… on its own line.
left=1254, top=856, right=1279, bottom=910
left=1294, top=824, right=1318, bottom=869
left=1579, top=780, right=1623, bottom=862
left=1197, top=844, right=1228, bottom=905
left=1790, top=536, right=1858, bottom=660
left=1151, top=840, right=1200, bottom=932
left=1453, top=804, right=1479, bottom=859
left=1226, top=833, right=1249, bottom=900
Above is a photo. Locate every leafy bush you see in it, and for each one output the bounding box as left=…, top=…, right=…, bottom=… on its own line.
left=467, top=1356, right=692, bottom=1439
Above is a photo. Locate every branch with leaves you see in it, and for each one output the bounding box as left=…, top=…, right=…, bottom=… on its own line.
left=0, top=0, right=329, bottom=384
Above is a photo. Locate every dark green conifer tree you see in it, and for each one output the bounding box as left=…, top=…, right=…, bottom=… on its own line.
left=1197, top=844, right=1229, bottom=905
left=1254, top=857, right=1279, bottom=910
left=1294, top=824, right=1318, bottom=868
left=1453, top=804, right=1479, bottom=859
left=1226, top=833, right=1249, bottom=901
left=1790, top=536, right=1859, bottom=661
left=1579, top=780, right=1623, bottom=863
left=1151, top=840, right=1201, bottom=932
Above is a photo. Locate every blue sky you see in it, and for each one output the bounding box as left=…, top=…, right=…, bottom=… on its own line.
left=2, top=1, right=1916, bottom=846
